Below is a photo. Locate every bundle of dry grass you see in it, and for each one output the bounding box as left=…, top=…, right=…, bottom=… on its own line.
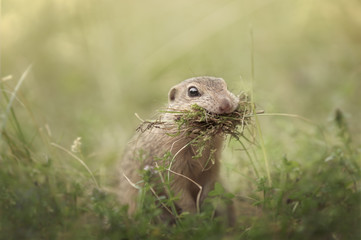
left=137, top=93, right=261, bottom=143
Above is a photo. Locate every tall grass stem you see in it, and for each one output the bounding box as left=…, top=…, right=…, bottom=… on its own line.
left=51, top=142, right=100, bottom=189
left=0, top=65, right=32, bottom=148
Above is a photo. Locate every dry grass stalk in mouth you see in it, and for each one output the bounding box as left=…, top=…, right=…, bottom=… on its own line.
left=137, top=93, right=260, bottom=143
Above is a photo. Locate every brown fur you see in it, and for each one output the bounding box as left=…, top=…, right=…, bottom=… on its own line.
left=119, top=76, right=239, bottom=222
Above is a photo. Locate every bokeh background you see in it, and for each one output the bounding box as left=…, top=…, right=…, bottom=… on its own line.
left=2, top=0, right=361, bottom=184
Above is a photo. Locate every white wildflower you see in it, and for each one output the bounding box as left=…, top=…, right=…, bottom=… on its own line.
left=144, top=165, right=158, bottom=174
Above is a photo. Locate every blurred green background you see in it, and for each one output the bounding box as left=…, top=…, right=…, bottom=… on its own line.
left=2, top=0, right=361, bottom=176
left=1, top=1, right=361, bottom=238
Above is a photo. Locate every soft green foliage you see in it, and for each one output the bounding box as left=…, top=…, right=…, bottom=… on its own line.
left=1, top=76, right=360, bottom=239
left=1, top=0, right=361, bottom=239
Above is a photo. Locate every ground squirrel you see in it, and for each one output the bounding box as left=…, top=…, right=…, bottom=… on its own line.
left=119, top=76, right=239, bottom=222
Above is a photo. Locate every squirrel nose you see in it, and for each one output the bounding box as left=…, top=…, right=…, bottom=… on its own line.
left=218, top=98, right=232, bottom=114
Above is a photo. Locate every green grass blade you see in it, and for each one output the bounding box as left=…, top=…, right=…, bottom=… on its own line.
left=0, top=65, right=32, bottom=144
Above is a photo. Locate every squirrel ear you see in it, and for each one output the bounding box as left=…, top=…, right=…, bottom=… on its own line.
left=168, top=87, right=177, bottom=102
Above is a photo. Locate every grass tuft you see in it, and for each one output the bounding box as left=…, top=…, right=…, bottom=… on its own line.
left=138, top=92, right=259, bottom=148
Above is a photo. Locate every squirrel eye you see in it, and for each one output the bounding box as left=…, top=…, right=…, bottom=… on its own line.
left=188, top=86, right=200, bottom=97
